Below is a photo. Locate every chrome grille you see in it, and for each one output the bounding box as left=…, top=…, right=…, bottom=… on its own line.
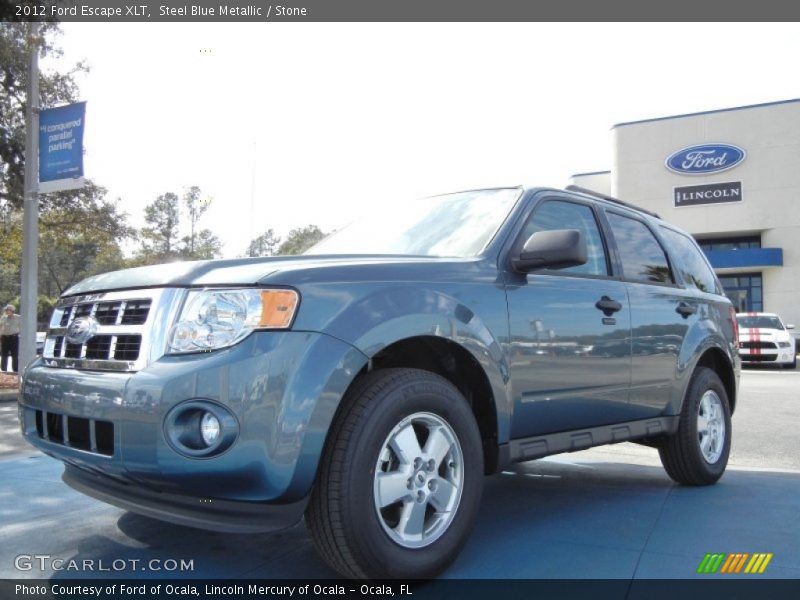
left=43, top=288, right=185, bottom=372
left=59, top=299, right=151, bottom=327
left=46, top=334, right=143, bottom=361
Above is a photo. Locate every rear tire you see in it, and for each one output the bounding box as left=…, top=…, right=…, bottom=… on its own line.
left=306, top=368, right=484, bottom=579
left=658, top=367, right=731, bottom=486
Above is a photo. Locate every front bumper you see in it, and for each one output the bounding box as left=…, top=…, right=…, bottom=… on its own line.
left=63, top=464, right=308, bottom=533
left=738, top=349, right=795, bottom=365
left=20, top=330, right=367, bottom=532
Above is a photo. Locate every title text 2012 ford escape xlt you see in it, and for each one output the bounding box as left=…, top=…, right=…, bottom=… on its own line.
left=20, top=186, right=740, bottom=579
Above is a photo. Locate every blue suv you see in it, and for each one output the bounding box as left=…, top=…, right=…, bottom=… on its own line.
left=20, top=186, right=740, bottom=579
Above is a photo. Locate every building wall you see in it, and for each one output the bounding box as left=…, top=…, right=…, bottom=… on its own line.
left=568, top=171, right=612, bottom=196
left=610, top=100, right=800, bottom=326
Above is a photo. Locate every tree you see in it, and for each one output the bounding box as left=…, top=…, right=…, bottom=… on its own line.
left=182, top=229, right=221, bottom=260
left=139, top=192, right=180, bottom=260
left=247, top=229, right=281, bottom=257
left=38, top=227, right=127, bottom=296
left=135, top=187, right=222, bottom=263
left=277, top=225, right=326, bottom=255
left=0, top=181, right=133, bottom=300
left=183, top=185, right=210, bottom=255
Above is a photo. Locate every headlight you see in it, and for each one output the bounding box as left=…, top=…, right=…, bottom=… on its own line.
left=778, top=341, right=792, bottom=348
left=167, top=288, right=299, bottom=354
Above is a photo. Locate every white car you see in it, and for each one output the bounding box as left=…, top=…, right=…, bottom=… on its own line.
left=36, top=332, right=46, bottom=355
left=736, top=312, right=797, bottom=369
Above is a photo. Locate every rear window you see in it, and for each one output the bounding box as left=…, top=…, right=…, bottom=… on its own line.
left=659, top=227, right=718, bottom=293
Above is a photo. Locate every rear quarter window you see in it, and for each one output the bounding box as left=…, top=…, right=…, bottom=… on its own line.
left=659, top=227, right=718, bottom=294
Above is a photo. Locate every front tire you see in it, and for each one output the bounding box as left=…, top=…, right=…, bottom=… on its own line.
left=306, top=368, right=484, bottom=579
left=658, top=367, right=732, bottom=485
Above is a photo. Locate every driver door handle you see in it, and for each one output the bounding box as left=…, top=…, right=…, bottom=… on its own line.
left=595, top=296, right=623, bottom=315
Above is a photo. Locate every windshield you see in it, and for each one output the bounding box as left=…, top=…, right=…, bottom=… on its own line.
left=306, top=188, right=521, bottom=258
left=736, top=315, right=784, bottom=330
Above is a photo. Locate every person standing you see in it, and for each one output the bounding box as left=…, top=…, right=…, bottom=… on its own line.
left=0, top=304, right=21, bottom=373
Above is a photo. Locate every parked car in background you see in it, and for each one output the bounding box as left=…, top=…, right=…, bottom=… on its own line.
left=736, top=313, right=796, bottom=368
left=36, top=332, right=46, bottom=355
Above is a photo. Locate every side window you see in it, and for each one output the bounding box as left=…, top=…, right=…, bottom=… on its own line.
left=606, top=213, right=673, bottom=284
left=659, top=227, right=718, bottom=293
left=522, top=200, right=608, bottom=276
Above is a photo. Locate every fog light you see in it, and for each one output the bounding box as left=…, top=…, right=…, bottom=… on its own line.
left=164, top=400, right=239, bottom=458
left=200, top=412, right=221, bottom=446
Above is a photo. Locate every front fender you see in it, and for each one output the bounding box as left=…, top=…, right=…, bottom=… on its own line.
left=296, top=284, right=512, bottom=444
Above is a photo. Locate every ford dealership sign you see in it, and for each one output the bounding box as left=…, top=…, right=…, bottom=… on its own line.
left=665, top=143, right=746, bottom=175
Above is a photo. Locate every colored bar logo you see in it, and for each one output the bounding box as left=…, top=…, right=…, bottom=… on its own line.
left=697, top=553, right=773, bottom=574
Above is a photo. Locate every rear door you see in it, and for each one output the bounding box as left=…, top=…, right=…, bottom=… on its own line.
left=505, top=195, right=633, bottom=438
left=602, top=211, right=698, bottom=417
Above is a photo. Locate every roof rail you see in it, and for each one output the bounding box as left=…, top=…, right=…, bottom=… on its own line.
left=565, top=185, right=661, bottom=219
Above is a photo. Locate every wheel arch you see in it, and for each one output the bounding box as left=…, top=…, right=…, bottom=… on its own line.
left=692, top=346, right=737, bottom=414
left=332, top=335, right=503, bottom=474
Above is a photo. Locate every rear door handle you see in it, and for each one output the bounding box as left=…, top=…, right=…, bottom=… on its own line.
left=595, top=296, right=623, bottom=316
left=676, top=302, right=697, bottom=317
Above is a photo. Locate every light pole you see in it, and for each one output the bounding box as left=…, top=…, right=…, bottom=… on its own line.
left=20, top=21, right=41, bottom=374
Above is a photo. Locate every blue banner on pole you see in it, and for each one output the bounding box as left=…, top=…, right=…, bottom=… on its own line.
left=39, top=101, right=86, bottom=191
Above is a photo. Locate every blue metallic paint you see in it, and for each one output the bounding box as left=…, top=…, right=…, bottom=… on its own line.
left=19, top=186, right=740, bottom=532
left=22, top=330, right=368, bottom=503
left=275, top=267, right=512, bottom=443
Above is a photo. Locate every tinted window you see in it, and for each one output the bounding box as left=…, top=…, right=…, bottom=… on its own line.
left=607, top=213, right=672, bottom=283
left=660, top=227, right=717, bottom=293
left=522, top=200, right=608, bottom=276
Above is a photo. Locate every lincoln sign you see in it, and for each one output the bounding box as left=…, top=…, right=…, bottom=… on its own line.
left=674, top=181, right=742, bottom=207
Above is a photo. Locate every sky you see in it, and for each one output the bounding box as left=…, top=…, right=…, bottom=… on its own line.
left=47, top=22, right=800, bottom=258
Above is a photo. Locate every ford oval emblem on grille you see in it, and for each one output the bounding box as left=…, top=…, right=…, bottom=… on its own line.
left=665, top=143, right=746, bottom=175
left=66, top=316, right=99, bottom=345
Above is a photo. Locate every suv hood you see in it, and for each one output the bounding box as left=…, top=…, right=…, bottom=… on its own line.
left=62, top=255, right=471, bottom=297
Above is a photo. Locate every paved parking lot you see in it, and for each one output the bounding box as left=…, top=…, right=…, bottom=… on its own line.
left=1, top=368, right=799, bottom=580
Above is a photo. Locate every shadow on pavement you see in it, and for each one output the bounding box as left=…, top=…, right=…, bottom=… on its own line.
left=2, top=453, right=799, bottom=580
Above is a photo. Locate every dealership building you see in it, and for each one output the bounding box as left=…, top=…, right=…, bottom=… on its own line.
left=570, top=98, right=800, bottom=328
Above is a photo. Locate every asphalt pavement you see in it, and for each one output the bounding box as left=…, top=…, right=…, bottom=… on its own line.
left=1, top=368, right=798, bottom=580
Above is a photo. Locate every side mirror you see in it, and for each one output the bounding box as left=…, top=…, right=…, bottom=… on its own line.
left=787, top=324, right=795, bottom=330
left=512, top=229, right=587, bottom=273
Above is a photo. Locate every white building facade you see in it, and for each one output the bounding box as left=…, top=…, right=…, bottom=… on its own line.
left=571, top=98, right=800, bottom=327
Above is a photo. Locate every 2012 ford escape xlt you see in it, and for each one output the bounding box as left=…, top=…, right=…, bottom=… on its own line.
left=20, top=186, right=740, bottom=579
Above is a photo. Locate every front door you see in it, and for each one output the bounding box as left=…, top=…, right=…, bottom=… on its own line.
left=505, top=198, right=633, bottom=439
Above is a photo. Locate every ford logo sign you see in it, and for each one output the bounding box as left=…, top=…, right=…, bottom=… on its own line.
left=665, top=143, right=746, bottom=175
left=66, top=316, right=99, bottom=345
